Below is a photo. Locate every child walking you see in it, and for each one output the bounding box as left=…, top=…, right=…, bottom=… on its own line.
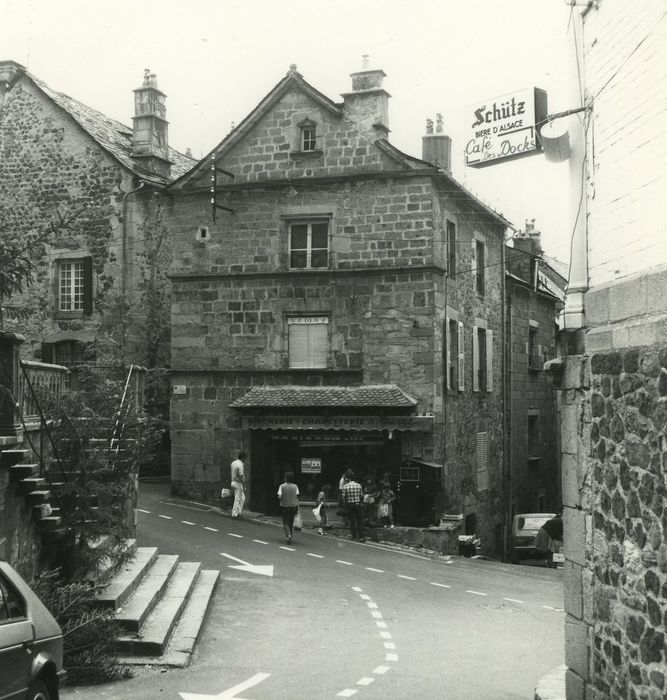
left=316, top=484, right=331, bottom=534
left=377, top=480, right=396, bottom=528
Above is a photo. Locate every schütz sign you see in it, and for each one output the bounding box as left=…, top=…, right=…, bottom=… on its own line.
left=465, top=88, right=547, bottom=168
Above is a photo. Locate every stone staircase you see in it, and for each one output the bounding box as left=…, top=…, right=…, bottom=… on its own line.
left=1, top=447, right=219, bottom=668
left=95, top=539, right=219, bottom=667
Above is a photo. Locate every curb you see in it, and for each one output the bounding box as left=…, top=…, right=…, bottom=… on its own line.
left=534, top=665, right=566, bottom=700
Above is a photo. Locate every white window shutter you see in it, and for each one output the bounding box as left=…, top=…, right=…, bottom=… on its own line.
left=472, top=325, right=479, bottom=392
left=486, top=330, right=493, bottom=392
left=445, top=318, right=451, bottom=391
left=288, top=320, right=328, bottom=369
left=457, top=321, right=465, bottom=391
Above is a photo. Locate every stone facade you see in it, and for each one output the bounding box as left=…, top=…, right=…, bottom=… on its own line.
left=0, top=62, right=194, bottom=368
left=168, top=66, right=508, bottom=554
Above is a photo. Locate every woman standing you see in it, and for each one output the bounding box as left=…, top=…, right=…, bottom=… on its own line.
left=278, top=471, right=299, bottom=544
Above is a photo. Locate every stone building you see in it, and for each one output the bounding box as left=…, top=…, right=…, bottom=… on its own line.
left=0, top=60, right=194, bottom=369
left=505, top=220, right=566, bottom=522
left=555, top=2, right=667, bottom=699
left=167, top=63, right=511, bottom=555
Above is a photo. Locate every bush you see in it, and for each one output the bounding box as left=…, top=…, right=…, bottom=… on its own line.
left=31, top=570, right=132, bottom=685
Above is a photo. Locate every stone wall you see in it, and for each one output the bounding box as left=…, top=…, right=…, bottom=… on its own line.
left=507, top=281, right=560, bottom=514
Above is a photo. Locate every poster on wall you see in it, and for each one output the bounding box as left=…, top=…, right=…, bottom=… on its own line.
left=464, top=87, right=548, bottom=168
left=301, top=457, right=322, bottom=474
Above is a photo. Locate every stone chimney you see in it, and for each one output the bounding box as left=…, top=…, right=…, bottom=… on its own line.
left=131, top=69, right=172, bottom=178
left=514, top=219, right=543, bottom=257
left=340, top=55, right=390, bottom=138
left=422, top=113, right=451, bottom=171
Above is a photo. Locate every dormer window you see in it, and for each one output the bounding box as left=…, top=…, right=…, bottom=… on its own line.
left=300, top=119, right=317, bottom=152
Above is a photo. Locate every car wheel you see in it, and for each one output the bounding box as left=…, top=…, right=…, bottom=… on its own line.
left=27, top=679, right=52, bottom=700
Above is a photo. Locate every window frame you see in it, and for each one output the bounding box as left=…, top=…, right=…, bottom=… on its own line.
left=446, top=220, right=457, bottom=276
left=288, top=219, right=330, bottom=270
left=472, top=325, right=493, bottom=393
left=56, top=256, right=93, bottom=317
left=475, top=240, right=486, bottom=296
left=287, top=315, right=330, bottom=369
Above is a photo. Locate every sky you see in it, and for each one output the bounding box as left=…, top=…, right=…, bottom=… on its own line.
left=1, top=0, right=575, bottom=262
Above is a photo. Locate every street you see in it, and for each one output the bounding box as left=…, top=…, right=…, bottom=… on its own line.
left=63, top=483, right=564, bottom=700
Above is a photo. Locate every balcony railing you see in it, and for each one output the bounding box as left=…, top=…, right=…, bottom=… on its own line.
left=19, top=360, right=70, bottom=422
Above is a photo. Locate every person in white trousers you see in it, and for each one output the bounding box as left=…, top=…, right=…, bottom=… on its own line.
left=230, top=451, right=247, bottom=518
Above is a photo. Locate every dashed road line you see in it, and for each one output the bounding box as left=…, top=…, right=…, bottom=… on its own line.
left=430, top=582, right=451, bottom=588
left=279, top=546, right=295, bottom=552
left=466, top=589, right=488, bottom=596
left=203, top=526, right=218, bottom=532
left=307, top=553, right=324, bottom=559
left=253, top=539, right=268, bottom=545
left=365, top=567, right=384, bottom=573
left=158, top=514, right=172, bottom=520
left=337, top=690, right=357, bottom=697
left=356, top=678, right=374, bottom=686
left=137, top=509, right=151, bottom=514
left=228, top=533, right=243, bottom=538
left=503, top=597, right=524, bottom=604
left=336, top=560, right=354, bottom=566
left=373, top=666, right=390, bottom=674
left=385, top=653, right=399, bottom=662
left=181, top=521, right=195, bottom=526
left=397, top=574, right=416, bottom=581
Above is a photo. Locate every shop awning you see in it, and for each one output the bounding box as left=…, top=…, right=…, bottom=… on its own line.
left=230, top=384, right=418, bottom=409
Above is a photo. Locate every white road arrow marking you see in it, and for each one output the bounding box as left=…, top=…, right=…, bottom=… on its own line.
left=220, top=553, right=274, bottom=577
left=179, top=672, right=270, bottom=699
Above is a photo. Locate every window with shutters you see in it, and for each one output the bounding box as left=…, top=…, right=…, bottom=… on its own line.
left=446, top=220, right=456, bottom=276
left=445, top=319, right=464, bottom=391
left=289, top=220, right=329, bottom=269
left=56, top=257, right=93, bottom=316
left=476, top=431, right=488, bottom=491
left=528, top=322, right=541, bottom=370
left=475, top=240, right=485, bottom=296
left=472, top=326, right=493, bottom=392
left=288, top=316, right=329, bottom=369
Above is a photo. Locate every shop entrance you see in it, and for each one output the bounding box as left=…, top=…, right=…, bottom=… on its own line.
left=250, top=430, right=402, bottom=515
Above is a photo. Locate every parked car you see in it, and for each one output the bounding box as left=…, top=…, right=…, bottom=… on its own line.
left=510, top=513, right=556, bottom=564
left=0, top=560, right=65, bottom=700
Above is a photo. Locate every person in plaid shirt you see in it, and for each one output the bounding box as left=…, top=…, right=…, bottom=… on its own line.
left=341, top=471, right=365, bottom=541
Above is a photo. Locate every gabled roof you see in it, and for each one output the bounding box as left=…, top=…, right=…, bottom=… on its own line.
left=230, top=384, right=418, bottom=409
left=171, top=67, right=345, bottom=188
left=22, top=70, right=196, bottom=184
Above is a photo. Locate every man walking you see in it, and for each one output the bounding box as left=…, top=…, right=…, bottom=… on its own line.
left=341, top=470, right=365, bottom=541
left=230, top=451, right=247, bottom=518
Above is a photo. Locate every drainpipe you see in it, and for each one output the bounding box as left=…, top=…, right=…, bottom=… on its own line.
left=502, top=239, right=511, bottom=560
left=561, top=11, right=589, bottom=334
left=120, top=181, right=145, bottom=359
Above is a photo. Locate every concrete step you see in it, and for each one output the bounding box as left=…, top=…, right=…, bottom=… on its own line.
left=114, top=555, right=180, bottom=632
left=10, top=464, right=38, bottom=480
left=18, top=477, right=46, bottom=494
left=39, top=516, right=63, bottom=532
left=96, top=545, right=157, bottom=609
left=90, top=537, right=138, bottom=584
left=117, top=562, right=202, bottom=657
left=0, top=450, right=31, bottom=468
left=120, top=569, right=220, bottom=667
left=28, top=490, right=51, bottom=504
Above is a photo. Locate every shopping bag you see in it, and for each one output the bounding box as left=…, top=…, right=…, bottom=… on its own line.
left=312, top=503, right=322, bottom=522
left=294, top=511, right=302, bottom=531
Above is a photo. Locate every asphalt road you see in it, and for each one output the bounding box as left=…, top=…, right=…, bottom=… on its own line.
left=63, top=483, right=564, bottom=700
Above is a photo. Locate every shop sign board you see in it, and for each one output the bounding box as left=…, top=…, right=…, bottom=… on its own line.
left=301, top=457, right=322, bottom=474
left=464, top=87, right=548, bottom=168
left=242, top=415, right=434, bottom=432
